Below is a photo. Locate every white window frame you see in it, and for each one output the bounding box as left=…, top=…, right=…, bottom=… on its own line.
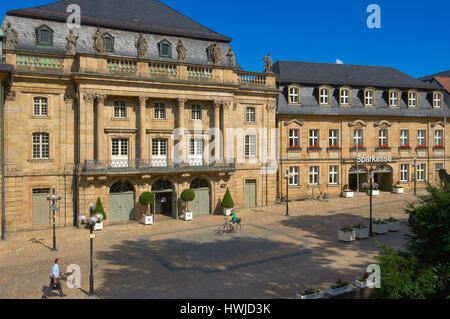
left=433, top=92, right=442, bottom=108
left=434, top=130, right=443, bottom=147
left=289, top=129, right=299, bottom=148
left=154, top=103, right=166, bottom=119
left=245, top=135, right=257, bottom=157
left=111, top=138, right=129, bottom=167
left=33, top=97, right=48, bottom=116
left=246, top=107, right=256, bottom=123
left=417, top=164, right=425, bottom=182
left=191, top=104, right=202, bottom=120
left=400, top=164, right=409, bottom=182
left=319, top=88, right=330, bottom=105
left=417, top=130, right=426, bottom=146
left=408, top=91, right=417, bottom=107
left=400, top=130, right=409, bottom=146
left=353, top=129, right=363, bottom=147
left=309, top=166, right=319, bottom=185
left=152, top=138, right=168, bottom=166
left=289, top=167, right=299, bottom=186
left=329, top=129, right=339, bottom=147
left=32, top=132, right=50, bottom=159
left=329, top=166, right=339, bottom=185
left=289, top=87, right=300, bottom=104
left=309, top=129, right=319, bottom=147
left=389, top=91, right=399, bottom=107
left=365, top=89, right=374, bottom=106
left=189, top=138, right=204, bottom=166
left=340, top=89, right=349, bottom=105
left=379, top=129, right=388, bottom=147
left=114, top=100, right=127, bottom=119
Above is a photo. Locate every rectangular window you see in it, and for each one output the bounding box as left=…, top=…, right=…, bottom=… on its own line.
left=379, top=129, right=388, bottom=147
left=154, top=103, right=166, bottom=119
left=400, top=130, right=409, bottom=146
left=417, top=164, right=425, bottom=182
left=246, top=107, right=256, bottom=123
left=353, top=129, right=363, bottom=147
left=390, top=91, right=399, bottom=107
left=33, top=97, right=48, bottom=116
left=289, top=87, right=299, bottom=104
left=289, top=129, right=299, bottom=148
left=191, top=104, right=202, bottom=120
left=400, top=164, right=409, bottom=182
left=409, top=92, right=417, bottom=107
left=433, top=93, right=442, bottom=108
left=365, top=90, right=374, bottom=106
left=289, top=167, right=299, bottom=186
left=320, top=89, right=329, bottom=105
left=309, top=129, right=319, bottom=147
left=417, top=130, right=426, bottom=147
left=340, top=89, right=349, bottom=105
left=245, top=135, right=257, bottom=157
left=114, top=100, right=126, bottom=118
left=152, top=139, right=168, bottom=156
left=329, top=129, right=339, bottom=147
left=32, top=132, right=50, bottom=159
left=309, top=166, right=319, bottom=185
left=435, top=130, right=443, bottom=147
left=329, top=166, right=339, bottom=185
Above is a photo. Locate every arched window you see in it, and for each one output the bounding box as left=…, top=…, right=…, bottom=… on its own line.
left=103, top=33, right=115, bottom=53
left=36, top=25, right=53, bottom=46
left=110, top=181, right=134, bottom=193
left=158, top=40, right=172, bottom=58
left=190, top=178, right=209, bottom=189
left=152, top=180, right=173, bottom=191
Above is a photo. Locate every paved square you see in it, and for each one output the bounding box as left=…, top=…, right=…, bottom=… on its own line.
left=0, top=192, right=419, bottom=299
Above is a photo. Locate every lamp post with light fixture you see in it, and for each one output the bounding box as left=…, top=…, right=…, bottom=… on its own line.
left=283, top=168, right=291, bottom=217
left=78, top=202, right=103, bottom=296
left=47, top=185, right=61, bottom=251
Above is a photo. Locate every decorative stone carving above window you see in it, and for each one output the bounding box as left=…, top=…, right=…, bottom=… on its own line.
left=431, top=121, right=445, bottom=128
left=348, top=119, right=368, bottom=129
left=374, top=120, right=392, bottom=129
left=284, top=119, right=305, bottom=127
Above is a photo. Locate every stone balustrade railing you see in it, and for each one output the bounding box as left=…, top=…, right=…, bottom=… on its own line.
left=6, top=52, right=276, bottom=88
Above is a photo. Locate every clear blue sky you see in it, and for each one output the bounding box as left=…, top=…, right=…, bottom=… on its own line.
left=1, top=0, right=449, bottom=77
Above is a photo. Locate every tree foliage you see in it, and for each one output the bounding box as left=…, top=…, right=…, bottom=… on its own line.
left=181, top=189, right=195, bottom=211
left=221, top=188, right=235, bottom=208
left=93, top=197, right=107, bottom=221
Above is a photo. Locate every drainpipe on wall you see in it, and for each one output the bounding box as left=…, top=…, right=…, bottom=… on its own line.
left=1, top=77, right=6, bottom=240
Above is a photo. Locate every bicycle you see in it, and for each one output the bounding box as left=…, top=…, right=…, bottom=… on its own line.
left=316, top=191, right=329, bottom=202
left=218, top=217, right=241, bottom=234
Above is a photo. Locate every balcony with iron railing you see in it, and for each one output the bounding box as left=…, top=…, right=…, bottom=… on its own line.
left=81, top=158, right=236, bottom=174
left=6, top=51, right=277, bottom=89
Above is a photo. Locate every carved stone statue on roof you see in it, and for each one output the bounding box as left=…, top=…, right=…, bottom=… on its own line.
left=264, top=53, right=273, bottom=73
left=3, top=22, right=18, bottom=50
left=65, top=29, right=78, bottom=55
left=226, top=47, right=236, bottom=67
left=92, top=27, right=105, bottom=54
left=211, top=42, right=221, bottom=65
left=135, top=34, right=148, bottom=59
left=177, top=40, right=186, bottom=62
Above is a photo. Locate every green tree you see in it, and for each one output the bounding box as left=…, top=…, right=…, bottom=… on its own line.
left=93, top=197, right=107, bottom=221
left=221, top=188, right=234, bottom=208
left=181, top=189, right=195, bottom=211
left=139, top=192, right=155, bottom=216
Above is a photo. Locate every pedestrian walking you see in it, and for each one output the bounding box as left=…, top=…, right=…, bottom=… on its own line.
left=42, top=258, right=66, bottom=298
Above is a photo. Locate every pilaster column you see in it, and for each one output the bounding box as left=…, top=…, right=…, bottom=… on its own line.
left=81, top=93, right=96, bottom=162
left=214, top=100, right=222, bottom=162
left=95, top=94, right=106, bottom=161
left=139, top=97, right=148, bottom=160
left=178, top=98, right=187, bottom=163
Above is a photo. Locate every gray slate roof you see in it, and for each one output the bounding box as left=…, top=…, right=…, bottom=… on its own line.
left=419, top=70, right=450, bottom=81
left=274, top=60, right=441, bottom=90
left=7, top=0, right=231, bottom=43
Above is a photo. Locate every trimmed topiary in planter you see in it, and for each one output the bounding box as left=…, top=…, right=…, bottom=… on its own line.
left=221, top=188, right=235, bottom=215
left=181, top=189, right=195, bottom=211
left=93, top=197, right=106, bottom=220
left=139, top=192, right=155, bottom=216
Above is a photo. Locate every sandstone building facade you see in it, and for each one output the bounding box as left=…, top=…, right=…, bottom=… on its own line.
left=0, top=0, right=279, bottom=232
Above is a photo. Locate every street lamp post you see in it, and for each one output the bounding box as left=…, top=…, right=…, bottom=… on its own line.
left=284, top=168, right=290, bottom=217
left=363, top=168, right=377, bottom=237
left=78, top=202, right=103, bottom=296
left=47, top=185, right=61, bottom=251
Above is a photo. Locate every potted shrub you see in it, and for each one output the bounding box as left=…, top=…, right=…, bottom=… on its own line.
left=355, top=272, right=371, bottom=288
left=338, top=225, right=356, bottom=242
left=342, top=184, right=354, bottom=198
left=181, top=189, right=195, bottom=221
left=93, top=197, right=106, bottom=231
left=372, top=219, right=388, bottom=234
left=296, top=288, right=324, bottom=299
left=368, top=183, right=380, bottom=196
left=385, top=217, right=400, bottom=232
left=221, top=188, right=235, bottom=216
left=139, top=192, right=155, bottom=225
left=327, top=279, right=354, bottom=296
left=353, top=224, right=369, bottom=239
left=392, top=181, right=404, bottom=194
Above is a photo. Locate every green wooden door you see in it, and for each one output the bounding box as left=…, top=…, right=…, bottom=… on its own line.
left=191, top=188, right=210, bottom=216
left=32, top=190, right=50, bottom=226
left=109, top=191, right=135, bottom=223
left=245, top=180, right=257, bottom=208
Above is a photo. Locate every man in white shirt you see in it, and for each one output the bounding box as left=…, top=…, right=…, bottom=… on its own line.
left=42, top=258, right=66, bottom=298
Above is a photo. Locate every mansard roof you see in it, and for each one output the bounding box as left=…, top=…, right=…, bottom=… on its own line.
left=7, top=0, right=231, bottom=43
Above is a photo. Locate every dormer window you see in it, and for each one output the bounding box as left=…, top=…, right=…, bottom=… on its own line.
left=339, top=87, right=351, bottom=106
left=433, top=92, right=443, bottom=108
left=389, top=90, right=400, bottom=107
left=364, top=88, right=376, bottom=107
left=288, top=85, right=301, bottom=104
left=158, top=40, right=172, bottom=58
left=104, top=33, right=114, bottom=53
left=36, top=25, right=53, bottom=47
left=319, top=86, right=331, bottom=105
left=408, top=90, right=418, bottom=107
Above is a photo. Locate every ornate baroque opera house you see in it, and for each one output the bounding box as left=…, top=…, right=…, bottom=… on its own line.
left=274, top=61, right=448, bottom=199
left=0, top=0, right=278, bottom=231
left=0, top=0, right=448, bottom=233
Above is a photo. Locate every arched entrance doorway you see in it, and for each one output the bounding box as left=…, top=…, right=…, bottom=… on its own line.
left=349, top=166, right=368, bottom=191
left=190, top=178, right=211, bottom=216
left=152, top=179, right=174, bottom=217
left=374, top=165, right=393, bottom=191
left=109, top=181, right=135, bottom=223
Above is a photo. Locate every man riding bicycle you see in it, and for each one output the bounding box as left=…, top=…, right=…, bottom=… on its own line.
left=227, top=209, right=238, bottom=231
